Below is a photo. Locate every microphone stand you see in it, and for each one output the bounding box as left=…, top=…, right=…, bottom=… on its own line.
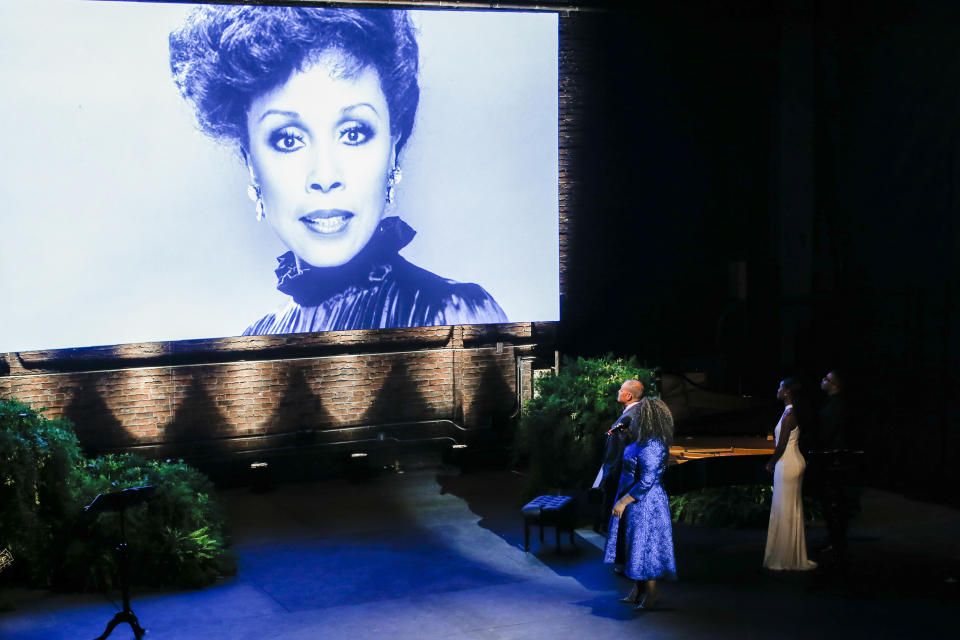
left=85, top=485, right=156, bottom=640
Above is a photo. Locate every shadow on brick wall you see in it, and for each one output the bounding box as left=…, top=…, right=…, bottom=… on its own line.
left=473, top=360, right=517, bottom=431
left=265, top=365, right=334, bottom=441
left=165, top=373, right=230, bottom=456
left=362, top=360, right=436, bottom=425
left=64, top=384, right=133, bottom=456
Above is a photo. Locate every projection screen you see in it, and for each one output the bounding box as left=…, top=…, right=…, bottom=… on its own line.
left=0, top=0, right=559, bottom=352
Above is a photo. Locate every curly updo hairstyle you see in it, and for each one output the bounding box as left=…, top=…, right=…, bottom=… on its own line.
left=634, top=397, right=674, bottom=448
left=169, top=6, right=420, bottom=153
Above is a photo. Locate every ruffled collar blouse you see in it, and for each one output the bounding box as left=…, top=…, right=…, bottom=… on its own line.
left=243, top=217, right=507, bottom=335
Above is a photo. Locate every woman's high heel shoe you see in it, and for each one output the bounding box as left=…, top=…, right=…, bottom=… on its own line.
left=618, top=586, right=642, bottom=604
left=633, top=591, right=660, bottom=611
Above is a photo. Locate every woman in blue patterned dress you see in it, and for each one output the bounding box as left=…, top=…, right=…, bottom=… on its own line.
left=604, top=397, right=676, bottom=610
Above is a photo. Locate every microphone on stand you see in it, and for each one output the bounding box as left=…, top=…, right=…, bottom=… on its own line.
left=606, top=415, right=632, bottom=436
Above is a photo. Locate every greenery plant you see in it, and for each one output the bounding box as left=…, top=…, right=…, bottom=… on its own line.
left=0, top=398, right=235, bottom=591
left=669, top=485, right=822, bottom=528
left=512, top=354, right=658, bottom=499
left=0, top=399, right=86, bottom=586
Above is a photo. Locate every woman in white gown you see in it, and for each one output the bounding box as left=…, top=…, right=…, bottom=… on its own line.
left=763, top=378, right=817, bottom=571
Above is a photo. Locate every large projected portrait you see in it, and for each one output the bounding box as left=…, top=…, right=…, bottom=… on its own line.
left=0, top=1, right=559, bottom=352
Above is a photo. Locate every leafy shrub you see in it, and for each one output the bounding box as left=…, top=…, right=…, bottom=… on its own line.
left=669, top=484, right=822, bottom=528
left=0, top=398, right=235, bottom=591
left=0, top=399, right=85, bottom=586
left=62, top=454, right=236, bottom=590
left=512, top=355, right=658, bottom=499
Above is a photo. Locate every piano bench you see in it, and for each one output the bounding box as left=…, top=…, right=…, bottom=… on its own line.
left=522, top=495, right=577, bottom=552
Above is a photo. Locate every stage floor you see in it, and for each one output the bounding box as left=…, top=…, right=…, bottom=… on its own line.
left=1, top=465, right=957, bottom=639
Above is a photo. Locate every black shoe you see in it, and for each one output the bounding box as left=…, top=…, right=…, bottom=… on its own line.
left=618, top=586, right=641, bottom=604
left=634, top=592, right=660, bottom=611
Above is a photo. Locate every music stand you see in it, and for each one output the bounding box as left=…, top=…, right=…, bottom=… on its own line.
left=84, top=485, right=156, bottom=640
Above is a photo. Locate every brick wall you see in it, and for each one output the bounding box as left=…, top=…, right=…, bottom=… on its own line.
left=0, top=324, right=553, bottom=458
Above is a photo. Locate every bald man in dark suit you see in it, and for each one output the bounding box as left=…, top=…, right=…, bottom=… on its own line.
left=595, top=379, right=644, bottom=534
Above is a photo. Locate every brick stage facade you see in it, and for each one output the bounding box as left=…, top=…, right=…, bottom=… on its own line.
left=0, top=324, right=553, bottom=460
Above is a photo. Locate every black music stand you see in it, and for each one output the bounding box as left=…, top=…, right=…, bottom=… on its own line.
left=84, top=485, right=156, bottom=640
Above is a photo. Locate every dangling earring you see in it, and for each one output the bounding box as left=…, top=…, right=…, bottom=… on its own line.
left=247, top=184, right=265, bottom=221
left=385, top=165, right=402, bottom=204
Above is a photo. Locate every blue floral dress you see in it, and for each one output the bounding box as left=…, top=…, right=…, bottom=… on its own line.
left=603, top=437, right=677, bottom=581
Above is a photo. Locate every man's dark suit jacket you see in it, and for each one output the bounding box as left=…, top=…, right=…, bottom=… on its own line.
left=598, top=402, right=642, bottom=526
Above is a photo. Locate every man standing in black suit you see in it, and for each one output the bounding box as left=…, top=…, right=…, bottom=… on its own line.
left=815, top=370, right=851, bottom=559
left=595, top=379, right=644, bottom=535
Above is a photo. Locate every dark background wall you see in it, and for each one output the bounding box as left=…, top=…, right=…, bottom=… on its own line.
left=559, top=2, right=781, bottom=380
left=558, top=0, right=958, bottom=500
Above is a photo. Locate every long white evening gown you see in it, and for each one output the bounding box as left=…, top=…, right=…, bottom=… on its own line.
left=763, top=406, right=817, bottom=570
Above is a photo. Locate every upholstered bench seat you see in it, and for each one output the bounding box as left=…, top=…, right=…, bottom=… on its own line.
left=522, top=495, right=576, bottom=552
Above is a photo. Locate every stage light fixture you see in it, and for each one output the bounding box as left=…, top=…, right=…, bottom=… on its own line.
left=347, top=452, right=373, bottom=483
left=443, top=443, right=471, bottom=470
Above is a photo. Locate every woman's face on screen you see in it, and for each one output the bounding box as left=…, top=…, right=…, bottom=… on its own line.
left=245, top=51, right=396, bottom=268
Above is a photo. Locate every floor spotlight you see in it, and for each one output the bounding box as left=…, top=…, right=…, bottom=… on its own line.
left=347, top=452, right=372, bottom=483
left=443, top=443, right=471, bottom=470
left=250, top=461, right=272, bottom=493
